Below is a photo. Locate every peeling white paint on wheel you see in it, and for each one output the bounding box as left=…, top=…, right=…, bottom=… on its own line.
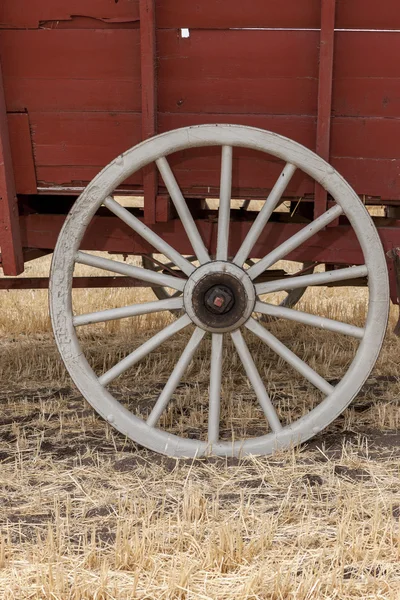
left=49, top=125, right=389, bottom=458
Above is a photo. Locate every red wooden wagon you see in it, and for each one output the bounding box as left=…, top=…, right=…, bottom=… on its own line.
left=0, top=1, right=399, bottom=456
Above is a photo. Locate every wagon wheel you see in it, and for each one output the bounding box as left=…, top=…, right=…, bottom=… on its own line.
left=50, top=125, right=389, bottom=457
left=141, top=254, right=315, bottom=309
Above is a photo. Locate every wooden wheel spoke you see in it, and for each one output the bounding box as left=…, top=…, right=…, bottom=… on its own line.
left=104, top=196, right=195, bottom=277
left=234, top=163, right=297, bottom=267
left=208, top=333, right=224, bottom=444
left=231, top=329, right=282, bottom=433
left=216, top=146, right=233, bottom=261
left=73, top=298, right=184, bottom=327
left=256, top=265, right=368, bottom=296
left=75, top=251, right=186, bottom=291
left=245, top=317, right=334, bottom=396
left=156, top=157, right=210, bottom=264
left=99, top=314, right=191, bottom=386
left=254, top=300, right=365, bottom=339
left=248, top=204, right=344, bottom=280
left=146, top=327, right=206, bottom=427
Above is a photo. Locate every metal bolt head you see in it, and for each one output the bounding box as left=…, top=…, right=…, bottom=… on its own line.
left=213, top=296, right=225, bottom=308
left=205, top=285, right=235, bottom=315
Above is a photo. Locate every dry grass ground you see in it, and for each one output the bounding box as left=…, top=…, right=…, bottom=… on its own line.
left=0, top=253, right=399, bottom=599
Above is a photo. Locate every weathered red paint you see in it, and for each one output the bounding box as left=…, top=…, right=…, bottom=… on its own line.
left=139, top=0, right=158, bottom=225
left=156, top=0, right=400, bottom=30
left=19, top=213, right=400, bottom=267
left=2, top=0, right=400, bottom=31
left=7, top=114, right=37, bottom=195
left=0, top=57, right=23, bottom=275
left=0, top=1, right=140, bottom=29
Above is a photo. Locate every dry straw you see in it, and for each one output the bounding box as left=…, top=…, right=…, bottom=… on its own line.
left=0, top=252, right=399, bottom=598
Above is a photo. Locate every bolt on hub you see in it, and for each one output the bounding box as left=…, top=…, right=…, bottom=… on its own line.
left=204, top=284, right=235, bottom=314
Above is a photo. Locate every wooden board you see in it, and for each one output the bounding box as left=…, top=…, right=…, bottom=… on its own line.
left=19, top=213, right=400, bottom=269
left=2, top=0, right=400, bottom=30
left=0, top=0, right=139, bottom=29
left=30, top=112, right=142, bottom=167
left=0, top=30, right=141, bottom=113
left=158, top=30, right=400, bottom=117
left=158, top=30, right=319, bottom=116
left=7, top=113, right=37, bottom=194
left=3, top=29, right=400, bottom=118
left=156, top=0, right=400, bottom=30
left=25, top=109, right=400, bottom=199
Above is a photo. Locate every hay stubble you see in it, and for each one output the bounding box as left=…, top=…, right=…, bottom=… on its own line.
left=0, top=254, right=399, bottom=599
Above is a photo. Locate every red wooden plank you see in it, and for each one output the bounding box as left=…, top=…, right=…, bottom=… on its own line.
left=331, top=118, right=400, bottom=160
left=331, top=158, right=400, bottom=200
left=158, top=30, right=400, bottom=118
left=332, top=31, right=400, bottom=118
left=159, top=30, right=318, bottom=80
left=3, top=30, right=399, bottom=119
left=0, top=1, right=139, bottom=29
left=333, top=79, right=400, bottom=119
left=160, top=77, right=318, bottom=117
left=335, top=32, right=400, bottom=79
left=0, top=59, right=23, bottom=275
left=27, top=110, right=400, bottom=198
left=158, top=30, right=318, bottom=116
left=36, top=166, right=143, bottom=189
left=156, top=0, right=400, bottom=30
left=140, top=0, right=158, bottom=225
left=0, top=31, right=141, bottom=80
left=30, top=112, right=142, bottom=167
left=19, top=213, right=400, bottom=269
left=336, top=0, right=400, bottom=30
left=0, top=30, right=141, bottom=113
left=4, top=78, right=140, bottom=114
left=314, top=0, right=336, bottom=220
left=156, top=1, right=321, bottom=29
left=35, top=156, right=400, bottom=202
left=1, top=0, right=399, bottom=32
left=7, top=114, right=37, bottom=194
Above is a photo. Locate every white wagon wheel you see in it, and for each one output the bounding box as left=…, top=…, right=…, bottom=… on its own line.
left=50, top=125, right=389, bottom=458
left=141, top=254, right=314, bottom=310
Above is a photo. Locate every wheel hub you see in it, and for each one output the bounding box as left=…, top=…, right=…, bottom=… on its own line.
left=184, top=261, right=256, bottom=332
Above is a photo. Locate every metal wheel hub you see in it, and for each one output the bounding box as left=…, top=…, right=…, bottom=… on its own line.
left=184, top=261, right=256, bottom=332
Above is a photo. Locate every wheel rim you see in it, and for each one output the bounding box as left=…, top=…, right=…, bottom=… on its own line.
left=50, top=124, right=389, bottom=457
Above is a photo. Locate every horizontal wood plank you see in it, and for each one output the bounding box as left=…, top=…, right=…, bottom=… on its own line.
left=30, top=112, right=142, bottom=167
left=0, top=0, right=139, bottom=29
left=158, top=30, right=318, bottom=116
left=1, top=0, right=400, bottom=31
left=25, top=111, right=400, bottom=198
left=20, top=213, right=400, bottom=268
left=0, top=30, right=141, bottom=112
left=156, top=0, right=400, bottom=30
left=158, top=30, right=400, bottom=117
